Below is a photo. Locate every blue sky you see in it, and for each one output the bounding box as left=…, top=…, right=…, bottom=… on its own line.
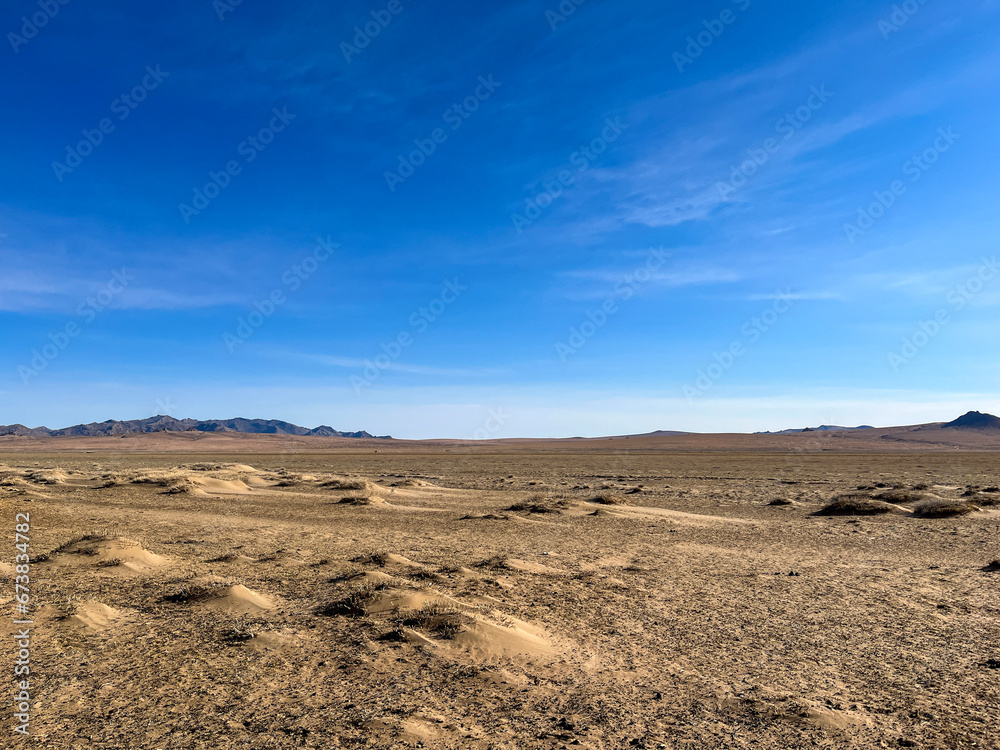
left=2, top=0, right=998, bottom=438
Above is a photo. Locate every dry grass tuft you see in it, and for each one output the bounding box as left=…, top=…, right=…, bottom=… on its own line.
left=590, top=493, right=628, bottom=505
left=475, top=555, right=511, bottom=571
left=912, top=500, right=979, bottom=518
left=393, top=602, right=469, bottom=639
left=319, top=582, right=388, bottom=617
left=351, top=548, right=391, bottom=566
left=321, top=477, right=373, bottom=491
left=876, top=489, right=927, bottom=504
left=164, top=584, right=223, bottom=604
left=338, top=487, right=384, bottom=505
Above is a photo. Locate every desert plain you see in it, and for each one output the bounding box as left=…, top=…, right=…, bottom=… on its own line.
left=2, top=432, right=999, bottom=749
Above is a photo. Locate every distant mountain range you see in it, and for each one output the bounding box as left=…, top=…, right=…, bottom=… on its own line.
left=757, top=411, right=1000, bottom=435
left=1, top=411, right=997, bottom=441
left=0, top=415, right=390, bottom=439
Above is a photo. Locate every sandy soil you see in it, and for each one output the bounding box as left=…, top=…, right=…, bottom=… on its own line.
left=2, top=444, right=998, bottom=749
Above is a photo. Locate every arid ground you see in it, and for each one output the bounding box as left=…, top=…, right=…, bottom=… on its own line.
left=3, top=437, right=999, bottom=749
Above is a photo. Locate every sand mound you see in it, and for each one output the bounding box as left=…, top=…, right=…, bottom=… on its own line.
left=201, top=585, right=275, bottom=613
left=128, top=468, right=256, bottom=495
left=450, top=616, right=556, bottom=660
left=169, top=582, right=275, bottom=613
left=193, top=477, right=252, bottom=494
left=46, top=537, right=169, bottom=573
left=65, top=601, right=122, bottom=631
left=28, top=469, right=71, bottom=485
left=816, top=494, right=906, bottom=516
left=779, top=699, right=873, bottom=730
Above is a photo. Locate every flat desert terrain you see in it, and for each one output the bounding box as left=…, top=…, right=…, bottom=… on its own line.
left=3, top=438, right=999, bottom=749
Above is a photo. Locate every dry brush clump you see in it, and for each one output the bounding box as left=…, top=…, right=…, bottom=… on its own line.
left=506, top=493, right=574, bottom=514
left=590, top=492, right=629, bottom=505
left=319, top=582, right=389, bottom=617
left=475, top=555, right=512, bottom=572
left=351, top=548, right=392, bottom=566
left=338, top=486, right=385, bottom=505
left=912, top=500, right=980, bottom=518
left=393, top=602, right=470, bottom=640
left=875, top=488, right=928, bottom=504
left=321, top=476, right=374, bottom=491
left=163, top=583, right=225, bottom=605
left=816, top=493, right=901, bottom=516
